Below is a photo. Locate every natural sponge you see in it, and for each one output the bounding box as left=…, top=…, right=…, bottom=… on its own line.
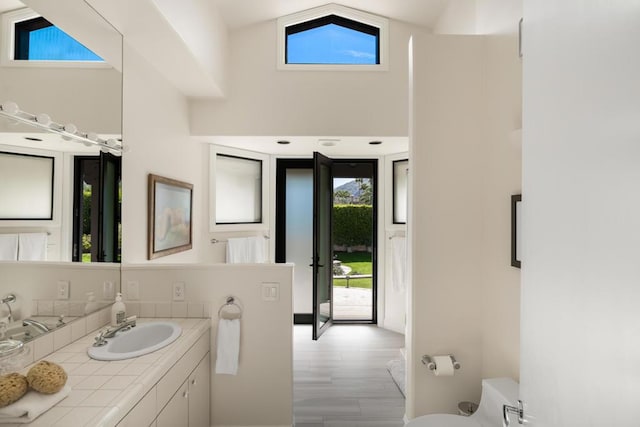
left=0, top=373, right=28, bottom=407
left=26, top=361, right=67, bottom=394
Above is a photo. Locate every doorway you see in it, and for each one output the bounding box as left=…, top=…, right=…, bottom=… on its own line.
left=72, top=153, right=121, bottom=262
left=275, top=156, right=378, bottom=338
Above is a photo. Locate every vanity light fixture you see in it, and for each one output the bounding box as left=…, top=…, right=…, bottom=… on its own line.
left=0, top=100, right=123, bottom=155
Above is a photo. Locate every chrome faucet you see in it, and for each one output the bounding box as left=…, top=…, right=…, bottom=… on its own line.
left=22, top=318, right=51, bottom=333
left=1, top=294, right=15, bottom=323
left=93, top=316, right=137, bottom=347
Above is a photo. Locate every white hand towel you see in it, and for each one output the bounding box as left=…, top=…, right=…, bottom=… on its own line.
left=226, top=236, right=266, bottom=263
left=0, top=234, right=18, bottom=261
left=0, top=385, right=70, bottom=423
left=18, top=233, right=47, bottom=261
left=215, top=318, right=240, bottom=375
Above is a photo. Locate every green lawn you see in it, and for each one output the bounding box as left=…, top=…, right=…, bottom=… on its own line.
left=333, top=251, right=372, bottom=289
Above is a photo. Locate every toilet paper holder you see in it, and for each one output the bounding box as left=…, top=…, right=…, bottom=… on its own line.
left=421, top=354, right=461, bottom=371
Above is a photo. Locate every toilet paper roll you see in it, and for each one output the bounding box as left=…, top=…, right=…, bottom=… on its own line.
left=432, top=355, right=455, bottom=376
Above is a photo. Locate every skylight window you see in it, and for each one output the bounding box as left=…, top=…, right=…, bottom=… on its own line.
left=14, top=17, right=102, bottom=61
left=277, top=5, right=388, bottom=71
left=286, top=15, right=379, bottom=65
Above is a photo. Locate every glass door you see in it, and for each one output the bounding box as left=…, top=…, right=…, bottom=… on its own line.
left=312, top=152, right=333, bottom=340
left=97, top=152, right=121, bottom=262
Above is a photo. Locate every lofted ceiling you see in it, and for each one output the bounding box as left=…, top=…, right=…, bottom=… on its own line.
left=213, top=0, right=453, bottom=30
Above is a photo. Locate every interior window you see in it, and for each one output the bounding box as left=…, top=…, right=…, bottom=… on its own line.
left=215, top=154, right=262, bottom=224
left=393, top=159, right=409, bottom=224
left=14, top=16, right=102, bottom=61
left=286, top=15, right=379, bottom=65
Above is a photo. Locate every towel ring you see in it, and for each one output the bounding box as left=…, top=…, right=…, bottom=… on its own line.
left=218, top=296, right=242, bottom=319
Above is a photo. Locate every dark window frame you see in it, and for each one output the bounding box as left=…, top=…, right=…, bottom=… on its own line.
left=392, top=159, right=409, bottom=224
left=14, top=16, right=53, bottom=60
left=0, top=151, right=54, bottom=220
left=215, top=153, right=263, bottom=225
left=285, top=14, right=380, bottom=65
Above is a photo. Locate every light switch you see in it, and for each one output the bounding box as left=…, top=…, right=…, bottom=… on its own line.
left=261, top=282, right=279, bottom=302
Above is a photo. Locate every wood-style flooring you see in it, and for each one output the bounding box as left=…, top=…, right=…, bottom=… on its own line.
left=293, top=324, right=406, bottom=427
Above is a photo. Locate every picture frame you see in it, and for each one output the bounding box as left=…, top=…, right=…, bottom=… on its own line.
left=511, top=194, right=522, bottom=268
left=148, top=174, right=193, bottom=260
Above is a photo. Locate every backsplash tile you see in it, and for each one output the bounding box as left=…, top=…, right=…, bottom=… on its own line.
left=171, top=302, right=187, bottom=317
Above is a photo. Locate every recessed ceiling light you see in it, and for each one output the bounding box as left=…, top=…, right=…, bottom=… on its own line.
left=319, top=138, right=340, bottom=147
left=369, top=140, right=382, bottom=145
left=277, top=140, right=290, bottom=145
left=24, top=136, right=43, bottom=142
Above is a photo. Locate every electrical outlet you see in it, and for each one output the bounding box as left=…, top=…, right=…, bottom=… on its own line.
left=103, top=281, right=115, bottom=299
left=57, top=281, right=69, bottom=300
left=127, top=281, right=140, bottom=300
left=173, top=282, right=185, bottom=301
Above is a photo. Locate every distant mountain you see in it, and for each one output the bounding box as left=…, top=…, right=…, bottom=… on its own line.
left=335, top=180, right=361, bottom=199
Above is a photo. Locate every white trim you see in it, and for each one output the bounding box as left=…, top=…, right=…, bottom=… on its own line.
left=209, top=145, right=270, bottom=232
left=0, top=8, right=109, bottom=69
left=276, top=4, right=389, bottom=71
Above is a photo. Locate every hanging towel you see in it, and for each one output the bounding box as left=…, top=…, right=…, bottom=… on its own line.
left=0, top=385, right=70, bottom=423
left=18, top=233, right=47, bottom=261
left=226, top=236, right=266, bottom=263
left=0, top=234, right=18, bottom=261
left=391, top=236, right=406, bottom=292
left=215, top=318, right=240, bottom=375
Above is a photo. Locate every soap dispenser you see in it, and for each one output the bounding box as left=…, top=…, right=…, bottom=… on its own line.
left=111, top=292, right=126, bottom=326
left=84, top=292, right=98, bottom=314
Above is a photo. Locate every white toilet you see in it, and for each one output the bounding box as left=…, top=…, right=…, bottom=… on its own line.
left=405, top=377, right=519, bottom=427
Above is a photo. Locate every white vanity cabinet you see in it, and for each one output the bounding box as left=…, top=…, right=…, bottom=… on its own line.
left=117, top=328, right=210, bottom=427
left=188, top=353, right=211, bottom=427
left=157, top=353, right=210, bottom=427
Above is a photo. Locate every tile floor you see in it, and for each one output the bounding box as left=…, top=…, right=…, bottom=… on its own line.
left=293, top=324, right=405, bottom=427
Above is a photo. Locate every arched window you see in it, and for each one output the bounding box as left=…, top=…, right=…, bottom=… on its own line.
left=278, top=5, right=388, bottom=71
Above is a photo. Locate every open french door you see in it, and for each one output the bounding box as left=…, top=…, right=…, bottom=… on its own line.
left=312, top=152, right=333, bottom=340
left=97, top=152, right=121, bottom=262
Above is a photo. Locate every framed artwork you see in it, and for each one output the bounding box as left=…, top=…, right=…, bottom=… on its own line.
left=148, top=174, right=193, bottom=259
left=511, top=194, right=522, bottom=268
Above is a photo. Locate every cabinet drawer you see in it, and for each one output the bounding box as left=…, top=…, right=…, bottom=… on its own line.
left=157, top=330, right=210, bottom=410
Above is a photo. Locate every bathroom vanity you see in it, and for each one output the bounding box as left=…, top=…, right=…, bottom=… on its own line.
left=1, top=316, right=210, bottom=427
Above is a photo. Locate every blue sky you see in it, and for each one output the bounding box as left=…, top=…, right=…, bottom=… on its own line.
left=288, top=23, right=376, bottom=64
left=29, top=26, right=101, bottom=61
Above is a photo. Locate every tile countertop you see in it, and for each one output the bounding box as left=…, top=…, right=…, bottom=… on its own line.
left=5, top=318, right=211, bottom=427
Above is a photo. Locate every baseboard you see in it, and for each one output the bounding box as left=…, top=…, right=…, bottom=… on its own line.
left=294, top=313, right=313, bottom=324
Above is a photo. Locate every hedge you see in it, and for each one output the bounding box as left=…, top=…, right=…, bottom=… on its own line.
left=333, top=204, right=372, bottom=247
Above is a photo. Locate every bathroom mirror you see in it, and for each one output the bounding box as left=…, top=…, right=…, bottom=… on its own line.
left=0, top=0, right=122, bottom=263
left=0, top=0, right=123, bottom=344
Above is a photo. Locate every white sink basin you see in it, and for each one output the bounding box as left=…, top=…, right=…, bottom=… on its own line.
left=88, top=321, right=182, bottom=361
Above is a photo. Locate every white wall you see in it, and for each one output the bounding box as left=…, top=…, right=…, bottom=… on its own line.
left=433, top=0, right=476, bottom=34
left=409, top=33, right=486, bottom=417
left=408, top=32, right=521, bottom=416
left=0, top=66, right=121, bottom=134
left=121, top=42, right=208, bottom=263
left=520, top=1, right=640, bottom=425
left=433, top=0, right=522, bottom=35
left=189, top=19, right=414, bottom=137
left=121, top=263, right=293, bottom=427
left=480, top=35, right=521, bottom=380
